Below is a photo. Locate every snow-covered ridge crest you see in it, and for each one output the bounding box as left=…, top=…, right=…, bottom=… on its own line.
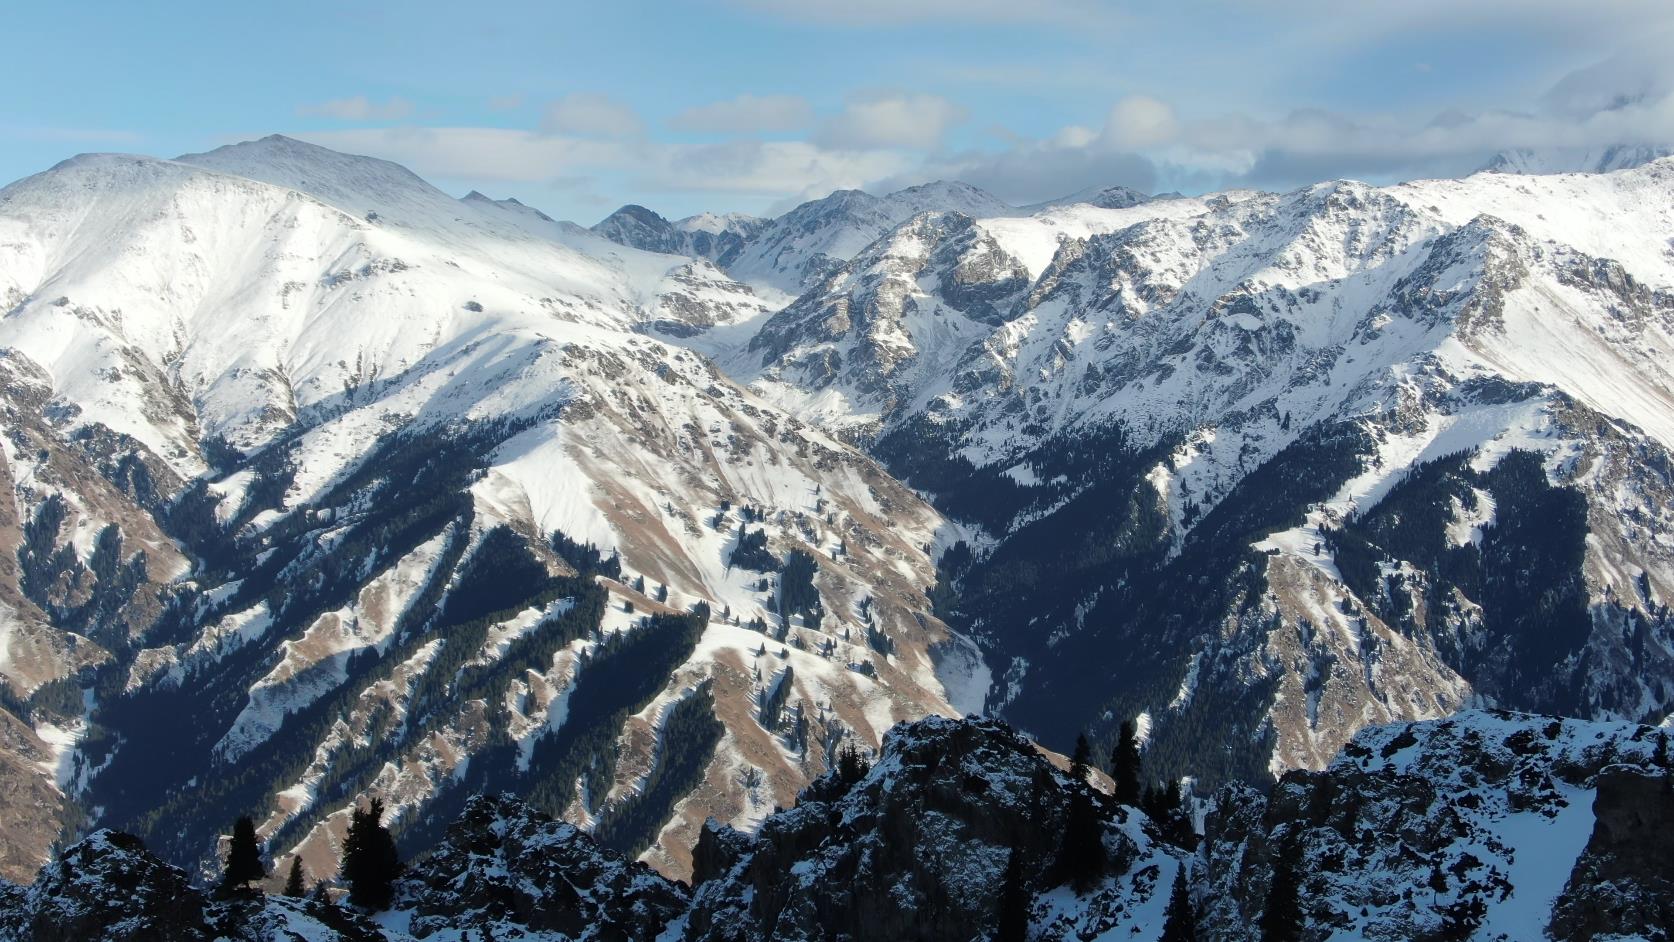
left=0, top=136, right=975, bottom=884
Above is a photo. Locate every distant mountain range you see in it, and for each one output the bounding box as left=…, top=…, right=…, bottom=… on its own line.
left=2, top=134, right=1673, bottom=926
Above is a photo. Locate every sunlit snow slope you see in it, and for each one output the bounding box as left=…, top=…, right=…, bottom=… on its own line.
left=0, top=136, right=977, bottom=882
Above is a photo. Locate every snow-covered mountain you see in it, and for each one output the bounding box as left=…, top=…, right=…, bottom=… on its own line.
left=0, top=136, right=979, bottom=882
left=705, top=158, right=1674, bottom=787
left=1476, top=143, right=1674, bottom=175
left=6, top=130, right=1674, bottom=907
left=590, top=204, right=769, bottom=271
left=595, top=180, right=1015, bottom=298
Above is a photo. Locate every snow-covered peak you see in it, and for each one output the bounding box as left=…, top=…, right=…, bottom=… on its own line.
left=1475, top=143, right=1674, bottom=175
left=1028, top=183, right=1153, bottom=211
left=881, top=179, right=1013, bottom=218
left=175, top=134, right=454, bottom=226
left=587, top=179, right=1015, bottom=295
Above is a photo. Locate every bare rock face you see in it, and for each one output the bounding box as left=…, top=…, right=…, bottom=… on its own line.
left=1549, top=768, right=1674, bottom=941
left=397, top=794, right=689, bottom=941
left=0, top=830, right=210, bottom=942
left=685, top=715, right=1188, bottom=942
left=1199, top=711, right=1674, bottom=942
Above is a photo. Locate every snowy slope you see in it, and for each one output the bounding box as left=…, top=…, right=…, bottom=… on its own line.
left=593, top=179, right=1016, bottom=297
left=698, top=158, right=1674, bottom=788
left=0, top=137, right=974, bottom=883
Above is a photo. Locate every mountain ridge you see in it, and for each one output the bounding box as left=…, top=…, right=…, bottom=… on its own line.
left=4, top=136, right=1674, bottom=901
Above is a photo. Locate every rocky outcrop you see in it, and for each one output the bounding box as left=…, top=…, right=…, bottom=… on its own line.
left=0, top=830, right=211, bottom=942
left=685, top=715, right=1189, bottom=942
left=1199, top=711, right=1674, bottom=941
left=1549, top=767, right=1674, bottom=941
left=1, top=714, right=1669, bottom=942
left=398, top=794, right=688, bottom=941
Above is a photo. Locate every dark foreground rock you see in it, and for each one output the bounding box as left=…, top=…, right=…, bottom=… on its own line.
left=2, top=712, right=1670, bottom=941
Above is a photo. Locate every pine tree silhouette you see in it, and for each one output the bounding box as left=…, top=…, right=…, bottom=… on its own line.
left=836, top=743, right=870, bottom=786
left=1160, top=864, right=1197, bottom=942
left=221, top=815, right=265, bottom=893
left=995, top=845, right=1031, bottom=942
left=341, top=797, right=400, bottom=910
left=1110, top=720, right=1142, bottom=806
left=283, top=856, right=306, bottom=897
left=1070, top=732, right=1091, bottom=782
left=1055, top=787, right=1105, bottom=894
left=1259, top=832, right=1304, bottom=942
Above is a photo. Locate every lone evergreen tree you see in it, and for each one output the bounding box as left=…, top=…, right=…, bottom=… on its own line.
left=1055, top=789, right=1105, bottom=894
left=1110, top=720, right=1142, bottom=806
left=1260, top=833, right=1304, bottom=942
left=341, top=797, right=400, bottom=911
left=221, top=815, right=265, bottom=893
left=1160, top=864, right=1197, bottom=942
left=283, top=856, right=306, bottom=897
left=996, top=845, right=1031, bottom=942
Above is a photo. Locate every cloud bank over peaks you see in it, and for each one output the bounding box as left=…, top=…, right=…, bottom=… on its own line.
left=283, top=34, right=1674, bottom=221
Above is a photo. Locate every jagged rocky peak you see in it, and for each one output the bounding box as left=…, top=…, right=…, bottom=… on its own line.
left=1033, top=182, right=1154, bottom=210
left=1201, top=710, right=1674, bottom=942
left=686, top=715, right=1192, bottom=942
left=0, top=827, right=385, bottom=941
left=587, top=178, right=1016, bottom=294
left=592, top=203, right=684, bottom=251
left=399, top=793, right=688, bottom=940
left=0, top=829, right=210, bottom=941
left=3, top=713, right=1669, bottom=941
left=591, top=202, right=768, bottom=268
left=730, top=153, right=1674, bottom=802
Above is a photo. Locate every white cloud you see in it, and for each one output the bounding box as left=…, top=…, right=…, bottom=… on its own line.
left=1541, top=34, right=1674, bottom=119
left=1102, top=96, right=1179, bottom=150
left=297, top=96, right=415, bottom=121
left=292, top=127, right=622, bottom=183
left=816, top=92, right=967, bottom=151
left=541, top=93, right=644, bottom=139
left=668, top=94, right=813, bottom=134
left=292, top=126, right=911, bottom=203
left=286, top=32, right=1674, bottom=220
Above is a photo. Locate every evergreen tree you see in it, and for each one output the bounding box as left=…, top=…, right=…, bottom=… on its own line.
left=221, top=815, right=265, bottom=892
left=1070, top=733, right=1091, bottom=782
left=836, top=743, right=870, bottom=786
left=1110, top=720, right=1142, bottom=806
left=341, top=797, right=400, bottom=911
left=1259, top=833, right=1304, bottom=942
left=1160, top=864, right=1197, bottom=942
left=283, top=856, right=306, bottom=897
left=1055, top=789, right=1105, bottom=894
left=1162, top=781, right=1197, bottom=849
left=995, top=845, right=1031, bottom=942
left=1141, top=782, right=1167, bottom=821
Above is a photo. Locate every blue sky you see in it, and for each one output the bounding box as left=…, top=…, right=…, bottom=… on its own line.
left=7, top=1, right=1674, bottom=221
